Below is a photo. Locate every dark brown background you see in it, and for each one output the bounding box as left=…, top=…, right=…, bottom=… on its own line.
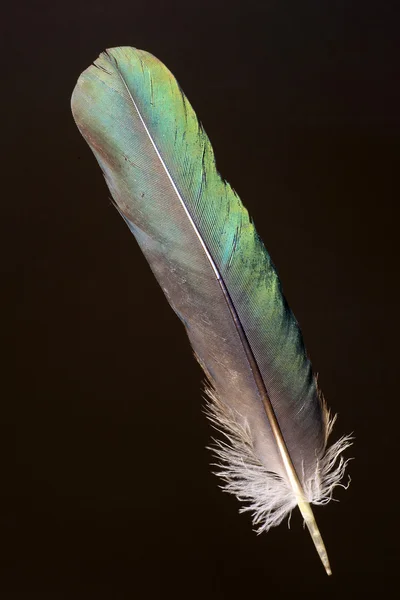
left=2, top=0, right=399, bottom=597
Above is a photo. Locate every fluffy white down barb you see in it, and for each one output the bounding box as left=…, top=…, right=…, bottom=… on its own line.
left=205, top=386, right=352, bottom=532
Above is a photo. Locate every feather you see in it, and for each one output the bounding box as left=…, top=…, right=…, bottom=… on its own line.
left=71, top=47, right=351, bottom=574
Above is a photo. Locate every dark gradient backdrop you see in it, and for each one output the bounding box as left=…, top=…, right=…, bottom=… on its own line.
left=2, top=1, right=399, bottom=597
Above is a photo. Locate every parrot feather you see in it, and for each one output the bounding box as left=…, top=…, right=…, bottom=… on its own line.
left=71, top=47, right=351, bottom=574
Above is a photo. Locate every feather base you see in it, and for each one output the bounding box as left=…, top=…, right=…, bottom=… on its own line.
left=205, top=385, right=352, bottom=574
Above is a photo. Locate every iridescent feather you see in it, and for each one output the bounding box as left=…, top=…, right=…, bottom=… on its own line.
left=71, top=47, right=351, bottom=574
